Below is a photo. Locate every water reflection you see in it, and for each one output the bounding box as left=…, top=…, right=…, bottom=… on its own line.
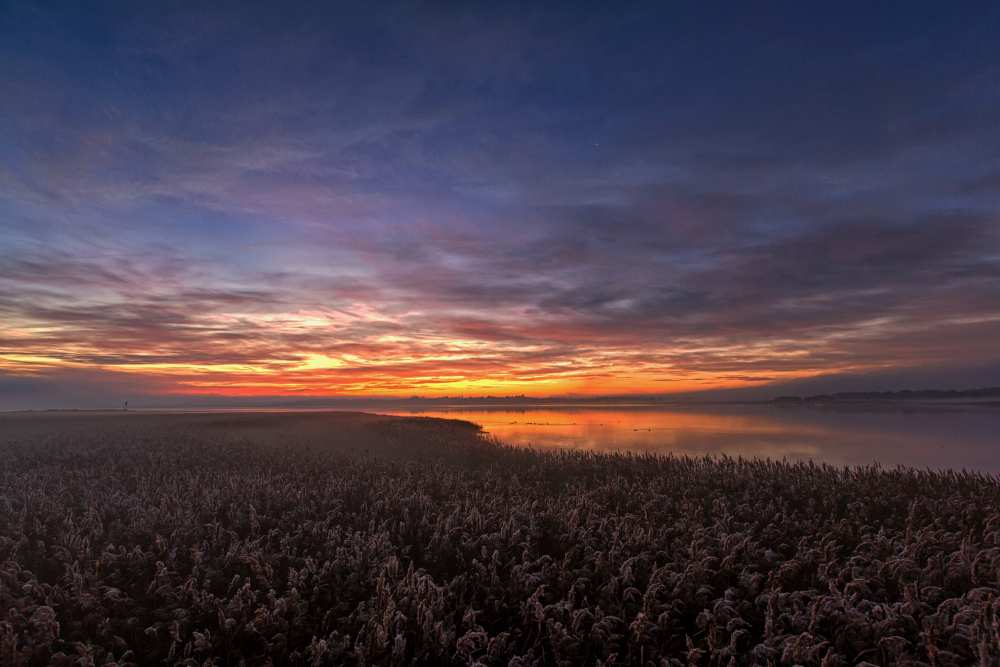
left=387, top=404, right=1000, bottom=472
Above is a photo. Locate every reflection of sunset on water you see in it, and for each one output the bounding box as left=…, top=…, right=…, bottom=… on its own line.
left=388, top=405, right=1000, bottom=471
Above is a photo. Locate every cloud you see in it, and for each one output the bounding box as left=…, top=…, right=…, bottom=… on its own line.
left=1, top=3, right=1000, bottom=407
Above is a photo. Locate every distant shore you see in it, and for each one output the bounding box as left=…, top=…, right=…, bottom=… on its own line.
left=5, top=385, right=1000, bottom=415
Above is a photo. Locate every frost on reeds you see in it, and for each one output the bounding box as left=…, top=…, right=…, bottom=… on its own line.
left=0, top=414, right=998, bottom=665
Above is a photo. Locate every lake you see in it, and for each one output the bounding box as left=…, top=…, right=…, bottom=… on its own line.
left=387, top=403, right=1000, bottom=472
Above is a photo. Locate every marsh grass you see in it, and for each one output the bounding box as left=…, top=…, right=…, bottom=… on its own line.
left=0, top=412, right=998, bottom=665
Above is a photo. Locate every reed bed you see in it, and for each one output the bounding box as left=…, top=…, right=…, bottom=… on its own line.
left=0, top=412, right=998, bottom=665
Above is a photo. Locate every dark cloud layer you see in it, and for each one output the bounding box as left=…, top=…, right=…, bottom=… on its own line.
left=2, top=2, right=999, bottom=406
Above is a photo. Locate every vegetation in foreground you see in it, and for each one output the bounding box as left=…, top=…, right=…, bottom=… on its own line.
left=1, top=412, right=999, bottom=666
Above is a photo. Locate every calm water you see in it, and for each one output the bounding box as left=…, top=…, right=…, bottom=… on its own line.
left=387, top=403, right=1000, bottom=472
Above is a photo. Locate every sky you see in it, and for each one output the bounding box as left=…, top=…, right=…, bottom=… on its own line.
left=1, top=1, right=999, bottom=408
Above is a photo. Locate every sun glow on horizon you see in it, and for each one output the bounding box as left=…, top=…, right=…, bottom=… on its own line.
left=0, top=270, right=959, bottom=404
left=0, top=339, right=834, bottom=399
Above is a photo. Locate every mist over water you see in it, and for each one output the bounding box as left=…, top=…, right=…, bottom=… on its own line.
left=387, top=404, right=1000, bottom=472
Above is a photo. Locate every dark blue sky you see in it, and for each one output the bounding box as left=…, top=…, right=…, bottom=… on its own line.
left=1, top=1, right=999, bottom=405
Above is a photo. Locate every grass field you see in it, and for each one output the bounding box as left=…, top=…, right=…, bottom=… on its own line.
left=1, top=411, right=998, bottom=665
